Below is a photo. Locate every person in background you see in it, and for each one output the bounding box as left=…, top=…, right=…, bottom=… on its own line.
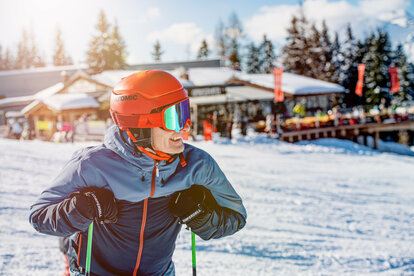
left=11, top=119, right=23, bottom=140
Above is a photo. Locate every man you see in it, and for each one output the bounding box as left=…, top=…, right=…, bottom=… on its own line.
left=29, top=70, right=247, bottom=276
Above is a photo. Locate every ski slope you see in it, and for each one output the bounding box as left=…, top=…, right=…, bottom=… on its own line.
left=0, top=136, right=413, bottom=275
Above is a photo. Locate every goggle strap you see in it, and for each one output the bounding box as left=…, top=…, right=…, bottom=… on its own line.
left=114, top=113, right=163, bottom=129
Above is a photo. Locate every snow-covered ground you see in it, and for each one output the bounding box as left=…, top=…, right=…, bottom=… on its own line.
left=0, top=135, right=413, bottom=275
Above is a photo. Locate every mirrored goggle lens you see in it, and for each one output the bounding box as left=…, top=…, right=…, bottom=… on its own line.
left=164, top=99, right=190, bottom=132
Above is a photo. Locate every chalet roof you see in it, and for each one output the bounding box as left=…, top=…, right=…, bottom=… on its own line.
left=235, top=72, right=345, bottom=95
left=43, top=94, right=99, bottom=111
left=0, top=65, right=87, bottom=98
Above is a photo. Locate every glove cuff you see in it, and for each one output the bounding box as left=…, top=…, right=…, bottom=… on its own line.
left=180, top=204, right=205, bottom=224
left=84, top=191, right=103, bottom=220
left=186, top=209, right=212, bottom=230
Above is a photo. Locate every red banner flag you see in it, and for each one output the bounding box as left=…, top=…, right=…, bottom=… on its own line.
left=388, top=67, right=400, bottom=93
left=273, top=68, right=284, bottom=102
left=355, top=64, right=365, bottom=96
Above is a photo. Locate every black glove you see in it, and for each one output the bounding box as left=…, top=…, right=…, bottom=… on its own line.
left=170, top=185, right=214, bottom=229
left=71, top=187, right=118, bottom=224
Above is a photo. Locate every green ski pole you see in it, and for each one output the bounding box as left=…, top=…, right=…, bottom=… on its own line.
left=191, top=231, right=196, bottom=276
left=85, top=222, right=94, bottom=276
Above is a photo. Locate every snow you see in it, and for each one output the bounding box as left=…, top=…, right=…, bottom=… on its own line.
left=42, top=94, right=99, bottom=111
left=0, top=96, right=34, bottom=107
left=0, top=136, right=413, bottom=275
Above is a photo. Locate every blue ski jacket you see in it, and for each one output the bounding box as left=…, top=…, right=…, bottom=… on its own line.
left=29, top=125, right=247, bottom=275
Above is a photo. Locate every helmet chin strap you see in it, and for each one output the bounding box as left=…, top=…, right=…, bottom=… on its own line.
left=126, top=128, right=173, bottom=162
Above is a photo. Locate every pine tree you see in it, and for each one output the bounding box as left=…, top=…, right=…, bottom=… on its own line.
left=215, top=19, right=227, bottom=62
left=14, top=28, right=45, bottom=69
left=307, top=23, right=322, bottom=79
left=337, top=24, right=361, bottom=107
left=331, top=32, right=342, bottom=83
left=362, top=29, right=393, bottom=108
left=15, top=29, right=31, bottom=69
left=259, top=34, right=276, bottom=74
left=281, top=9, right=312, bottom=76
left=152, top=40, right=163, bottom=62
left=320, top=20, right=335, bottom=81
left=3, top=48, right=14, bottom=70
left=108, top=21, right=127, bottom=69
left=86, top=10, right=112, bottom=73
left=245, top=42, right=260, bottom=73
left=0, top=45, right=3, bottom=70
left=53, top=26, right=73, bottom=66
left=391, top=44, right=414, bottom=103
left=197, top=39, right=209, bottom=60
left=227, top=12, right=243, bottom=70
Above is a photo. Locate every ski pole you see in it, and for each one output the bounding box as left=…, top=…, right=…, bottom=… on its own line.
left=85, top=222, right=94, bottom=276
left=191, top=231, right=196, bottom=276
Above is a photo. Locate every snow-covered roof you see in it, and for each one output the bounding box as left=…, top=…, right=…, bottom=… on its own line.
left=33, top=82, right=65, bottom=100
left=0, top=95, right=34, bottom=107
left=171, top=67, right=239, bottom=87
left=93, top=70, right=195, bottom=88
left=189, top=86, right=274, bottom=105
left=43, top=94, right=99, bottom=111
left=237, top=72, right=345, bottom=95
left=0, top=64, right=88, bottom=77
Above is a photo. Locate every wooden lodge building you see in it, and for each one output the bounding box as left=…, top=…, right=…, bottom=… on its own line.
left=0, top=60, right=347, bottom=141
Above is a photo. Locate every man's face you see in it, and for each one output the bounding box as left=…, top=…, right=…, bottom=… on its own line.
left=151, top=124, right=190, bottom=154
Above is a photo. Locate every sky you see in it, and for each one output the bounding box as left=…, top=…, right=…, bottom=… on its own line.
left=0, top=0, right=413, bottom=65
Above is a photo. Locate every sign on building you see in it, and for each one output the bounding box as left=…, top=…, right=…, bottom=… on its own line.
left=188, top=87, right=225, bottom=97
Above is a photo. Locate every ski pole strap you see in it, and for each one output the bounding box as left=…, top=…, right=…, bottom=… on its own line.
left=191, top=231, right=196, bottom=276
left=86, top=222, right=94, bottom=276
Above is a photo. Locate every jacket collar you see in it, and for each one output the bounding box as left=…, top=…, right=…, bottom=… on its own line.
left=104, top=125, right=180, bottom=173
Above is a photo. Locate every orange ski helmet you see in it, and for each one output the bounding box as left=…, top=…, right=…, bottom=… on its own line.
left=110, top=70, right=191, bottom=147
left=110, top=70, right=191, bottom=130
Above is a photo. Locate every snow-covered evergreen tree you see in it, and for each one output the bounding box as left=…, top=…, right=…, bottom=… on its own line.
left=152, top=40, right=164, bottom=62
left=362, top=29, right=393, bottom=108
left=339, top=24, right=361, bottom=107
left=245, top=42, right=260, bottom=73
left=259, top=34, right=276, bottom=74
left=281, top=9, right=312, bottom=77
left=331, top=32, right=342, bottom=83
left=197, top=39, right=210, bottom=60
left=53, top=26, right=73, bottom=66
left=320, top=20, right=335, bottom=81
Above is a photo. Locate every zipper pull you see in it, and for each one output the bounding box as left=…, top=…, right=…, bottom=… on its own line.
left=155, top=162, right=159, bottom=177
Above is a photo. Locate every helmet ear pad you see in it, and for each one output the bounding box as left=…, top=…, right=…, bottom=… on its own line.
left=128, top=128, right=152, bottom=148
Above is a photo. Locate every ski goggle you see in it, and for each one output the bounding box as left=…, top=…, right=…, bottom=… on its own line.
left=161, top=98, right=191, bottom=132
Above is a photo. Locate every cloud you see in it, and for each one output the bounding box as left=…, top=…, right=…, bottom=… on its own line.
left=147, top=22, right=215, bottom=54
left=244, top=0, right=411, bottom=42
left=136, top=7, right=160, bottom=24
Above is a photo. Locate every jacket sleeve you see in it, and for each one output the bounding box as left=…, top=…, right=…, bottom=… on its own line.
left=29, top=149, right=99, bottom=237
left=192, top=153, right=247, bottom=240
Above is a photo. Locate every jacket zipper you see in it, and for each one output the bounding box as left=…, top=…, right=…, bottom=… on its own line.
left=133, top=161, right=158, bottom=276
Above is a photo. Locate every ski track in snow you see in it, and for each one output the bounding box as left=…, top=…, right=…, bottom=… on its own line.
left=0, top=137, right=413, bottom=275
